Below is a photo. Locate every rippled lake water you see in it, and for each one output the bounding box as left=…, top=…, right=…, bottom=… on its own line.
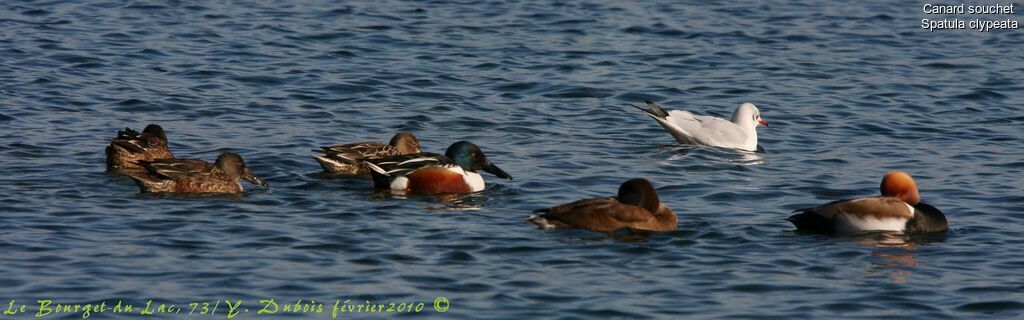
left=2, top=0, right=1023, bottom=319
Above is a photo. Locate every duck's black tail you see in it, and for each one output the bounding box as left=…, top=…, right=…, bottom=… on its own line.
left=786, top=209, right=835, bottom=234
left=363, top=162, right=392, bottom=189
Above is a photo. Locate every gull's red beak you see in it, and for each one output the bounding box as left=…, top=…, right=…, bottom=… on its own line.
left=759, top=119, right=768, bottom=127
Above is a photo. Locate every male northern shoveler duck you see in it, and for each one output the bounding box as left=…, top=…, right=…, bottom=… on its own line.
left=788, top=171, right=947, bottom=234
left=364, top=141, right=512, bottom=195
left=633, top=101, right=767, bottom=151
left=527, top=178, right=678, bottom=232
left=312, top=132, right=421, bottom=175
left=105, top=124, right=175, bottom=170
left=122, top=152, right=268, bottom=193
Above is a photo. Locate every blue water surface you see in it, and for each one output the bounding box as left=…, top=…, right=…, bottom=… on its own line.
left=1, top=1, right=1023, bottom=319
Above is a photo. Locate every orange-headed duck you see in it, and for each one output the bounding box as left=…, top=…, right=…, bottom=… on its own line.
left=788, top=171, right=947, bottom=234
left=105, top=124, right=174, bottom=170
left=313, top=132, right=421, bottom=175
left=527, top=178, right=678, bottom=232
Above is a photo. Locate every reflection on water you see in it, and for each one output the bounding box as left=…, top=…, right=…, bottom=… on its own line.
left=856, top=232, right=947, bottom=284
left=430, top=193, right=487, bottom=211
left=655, top=145, right=767, bottom=166
left=733, top=151, right=766, bottom=166
left=606, top=229, right=661, bottom=243
left=370, top=190, right=492, bottom=211
left=857, top=232, right=916, bottom=248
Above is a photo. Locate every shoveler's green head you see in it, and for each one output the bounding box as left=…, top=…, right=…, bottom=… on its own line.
left=445, top=141, right=513, bottom=180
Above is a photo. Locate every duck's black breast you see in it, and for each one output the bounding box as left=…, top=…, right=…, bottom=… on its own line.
left=905, top=202, right=948, bottom=233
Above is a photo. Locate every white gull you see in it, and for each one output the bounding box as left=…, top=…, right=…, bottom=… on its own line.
left=633, top=101, right=767, bottom=151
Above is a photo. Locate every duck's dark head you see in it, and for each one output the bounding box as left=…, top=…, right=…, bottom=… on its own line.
left=216, top=152, right=268, bottom=187
left=617, top=178, right=660, bottom=213
left=142, top=124, right=168, bottom=142
left=389, top=132, right=421, bottom=155
left=445, top=141, right=512, bottom=180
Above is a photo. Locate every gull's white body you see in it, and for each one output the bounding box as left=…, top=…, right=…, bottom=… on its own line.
left=638, top=102, right=764, bottom=151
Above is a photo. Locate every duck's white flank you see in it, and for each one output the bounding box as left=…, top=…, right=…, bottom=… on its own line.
left=835, top=203, right=916, bottom=233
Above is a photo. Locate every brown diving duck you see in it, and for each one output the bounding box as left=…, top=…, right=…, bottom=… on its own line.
left=787, top=171, right=947, bottom=234
left=312, top=132, right=421, bottom=175
left=527, top=178, right=678, bottom=232
left=105, top=124, right=175, bottom=170
left=122, top=152, right=268, bottom=193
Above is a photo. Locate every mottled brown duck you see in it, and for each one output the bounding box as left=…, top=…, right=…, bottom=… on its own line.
left=123, top=152, right=268, bottom=194
left=105, top=124, right=174, bottom=170
left=312, top=132, right=421, bottom=175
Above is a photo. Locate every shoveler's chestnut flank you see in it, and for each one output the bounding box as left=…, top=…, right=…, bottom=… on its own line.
left=788, top=171, right=947, bottom=234
left=527, top=178, right=678, bottom=232
left=365, top=141, right=512, bottom=195
left=123, top=152, right=268, bottom=193
left=105, top=124, right=174, bottom=170
left=313, top=132, right=421, bottom=175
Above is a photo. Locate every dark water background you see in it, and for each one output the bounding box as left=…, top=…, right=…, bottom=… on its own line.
left=2, top=0, right=1023, bottom=319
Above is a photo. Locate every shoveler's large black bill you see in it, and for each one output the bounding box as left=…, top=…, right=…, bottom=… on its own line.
left=243, top=168, right=269, bottom=187
left=483, top=162, right=513, bottom=180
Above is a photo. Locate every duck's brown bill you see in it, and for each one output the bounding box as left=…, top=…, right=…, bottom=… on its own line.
left=242, top=168, right=269, bottom=187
